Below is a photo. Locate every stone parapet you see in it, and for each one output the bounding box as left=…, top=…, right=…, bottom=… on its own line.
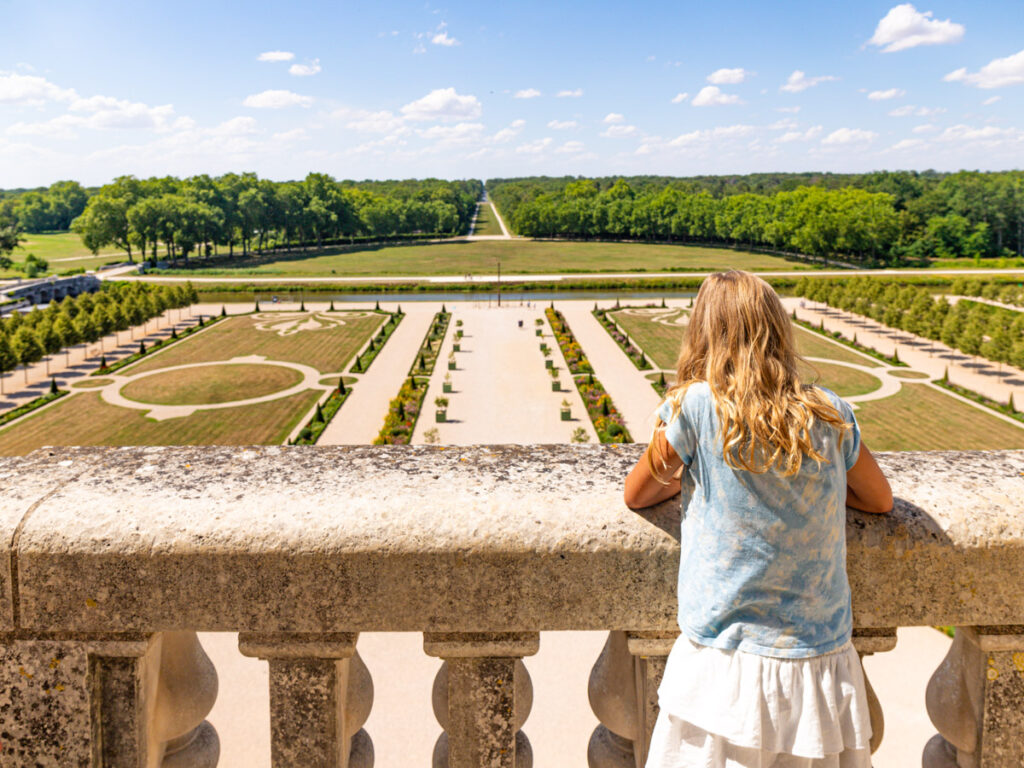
left=0, top=445, right=1021, bottom=766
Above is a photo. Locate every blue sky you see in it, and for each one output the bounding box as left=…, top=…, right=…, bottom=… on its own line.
left=1, top=1, right=1022, bottom=186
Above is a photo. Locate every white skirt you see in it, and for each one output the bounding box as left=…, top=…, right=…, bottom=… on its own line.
left=647, top=636, right=872, bottom=768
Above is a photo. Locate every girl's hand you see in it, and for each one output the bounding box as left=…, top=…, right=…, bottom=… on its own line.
left=624, top=430, right=685, bottom=510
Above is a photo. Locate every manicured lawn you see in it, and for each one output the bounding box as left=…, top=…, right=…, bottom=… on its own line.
left=854, top=383, right=1024, bottom=451
left=127, top=311, right=386, bottom=376
left=0, top=389, right=320, bottom=455
left=796, top=360, right=881, bottom=398
left=793, top=326, right=884, bottom=367
left=152, top=239, right=808, bottom=277
left=0, top=232, right=126, bottom=277
left=472, top=203, right=505, bottom=236
left=609, top=308, right=687, bottom=369
left=122, top=363, right=303, bottom=405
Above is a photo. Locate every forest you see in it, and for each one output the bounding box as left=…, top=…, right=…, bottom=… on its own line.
left=0, top=176, right=482, bottom=262
left=487, top=172, right=1024, bottom=266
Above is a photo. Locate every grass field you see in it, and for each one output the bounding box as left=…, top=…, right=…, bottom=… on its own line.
left=609, top=308, right=687, bottom=369
left=0, top=389, right=319, bottom=455
left=855, top=383, right=1024, bottom=451
left=121, top=364, right=302, bottom=405
left=472, top=204, right=505, bottom=236
left=152, top=239, right=808, bottom=278
left=128, top=311, right=385, bottom=376
left=796, top=360, right=881, bottom=398
left=0, top=232, right=126, bottom=277
left=792, top=326, right=884, bottom=367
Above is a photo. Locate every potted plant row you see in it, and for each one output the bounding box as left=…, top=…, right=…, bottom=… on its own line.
left=435, top=396, right=449, bottom=423
left=560, top=399, right=571, bottom=421
left=443, top=372, right=453, bottom=393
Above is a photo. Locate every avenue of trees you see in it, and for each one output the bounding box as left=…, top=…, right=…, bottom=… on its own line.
left=0, top=282, right=198, bottom=388
left=795, top=276, right=1024, bottom=371
left=1, top=175, right=482, bottom=263
left=488, top=172, right=1024, bottom=265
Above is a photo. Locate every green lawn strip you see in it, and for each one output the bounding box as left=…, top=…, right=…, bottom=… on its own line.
left=0, top=389, right=68, bottom=427
left=791, top=317, right=906, bottom=367
left=95, top=315, right=229, bottom=376
left=348, top=310, right=403, bottom=373
left=150, top=239, right=803, bottom=277
left=853, top=383, right=1024, bottom=451
left=291, top=386, right=353, bottom=445
left=544, top=308, right=594, bottom=374
left=796, top=360, right=882, bottom=398
left=792, top=325, right=884, bottom=368
left=406, top=310, right=452, bottom=377
left=593, top=308, right=653, bottom=370
left=934, top=379, right=1024, bottom=424
left=0, top=389, right=321, bottom=455
left=373, top=377, right=430, bottom=445
left=0, top=232, right=127, bottom=278
left=472, top=204, right=504, bottom=236
left=958, top=298, right=1024, bottom=320
left=121, top=363, right=301, bottom=405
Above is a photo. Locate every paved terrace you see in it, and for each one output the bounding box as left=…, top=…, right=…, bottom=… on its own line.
left=0, top=445, right=1021, bottom=767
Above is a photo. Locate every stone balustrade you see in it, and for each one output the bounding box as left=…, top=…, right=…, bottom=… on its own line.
left=0, top=445, right=1022, bottom=767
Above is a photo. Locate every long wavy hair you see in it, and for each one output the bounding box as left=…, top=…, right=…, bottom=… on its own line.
left=650, top=270, right=850, bottom=479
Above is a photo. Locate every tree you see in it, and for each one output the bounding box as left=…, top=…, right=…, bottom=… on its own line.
left=0, top=333, right=14, bottom=394
left=11, top=326, right=44, bottom=383
left=53, top=313, right=78, bottom=366
left=38, top=321, right=61, bottom=376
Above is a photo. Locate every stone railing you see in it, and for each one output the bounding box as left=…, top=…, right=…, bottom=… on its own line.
left=0, top=445, right=1022, bottom=767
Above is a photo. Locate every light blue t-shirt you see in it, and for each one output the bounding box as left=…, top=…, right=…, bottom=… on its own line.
left=658, top=383, right=861, bottom=659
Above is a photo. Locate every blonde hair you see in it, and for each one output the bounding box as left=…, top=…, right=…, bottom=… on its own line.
left=650, top=270, right=849, bottom=479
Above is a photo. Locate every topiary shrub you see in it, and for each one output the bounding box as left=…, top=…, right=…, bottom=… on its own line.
left=299, top=427, right=313, bottom=441
left=50, top=377, right=58, bottom=394
left=221, top=306, right=227, bottom=317
left=139, top=341, right=146, bottom=355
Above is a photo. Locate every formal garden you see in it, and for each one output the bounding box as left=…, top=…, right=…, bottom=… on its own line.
left=0, top=309, right=392, bottom=454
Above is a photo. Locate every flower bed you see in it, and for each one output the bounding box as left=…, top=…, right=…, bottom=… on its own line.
left=94, top=314, right=229, bottom=375
left=408, top=311, right=452, bottom=377
left=592, top=308, right=652, bottom=370
left=373, top=377, right=429, bottom=445
left=348, top=310, right=403, bottom=373
left=574, top=373, right=632, bottom=444
left=544, top=308, right=593, bottom=374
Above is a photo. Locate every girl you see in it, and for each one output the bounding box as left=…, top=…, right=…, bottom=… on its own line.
left=624, top=271, right=892, bottom=768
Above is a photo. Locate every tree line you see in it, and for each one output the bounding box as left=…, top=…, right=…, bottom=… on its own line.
left=1, top=175, right=483, bottom=263
left=488, top=171, right=1024, bottom=265
left=795, top=277, right=1024, bottom=371
left=0, top=282, right=198, bottom=388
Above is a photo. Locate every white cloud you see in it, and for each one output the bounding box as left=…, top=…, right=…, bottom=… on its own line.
left=671, top=92, right=689, bottom=104
left=8, top=95, right=184, bottom=138
left=775, top=106, right=801, bottom=114
left=692, top=86, right=741, bottom=106
left=432, top=31, right=459, bottom=46
left=412, top=43, right=427, bottom=55
left=289, top=59, right=321, bottom=76
left=334, top=108, right=406, bottom=133
left=603, top=113, right=625, bottom=124
left=821, top=127, right=878, bottom=145
left=258, top=51, right=295, bottom=62
left=937, top=124, right=1023, bottom=143
left=780, top=70, right=837, bottom=93
left=416, top=122, right=484, bottom=143
left=492, top=119, right=526, bottom=143
left=0, top=72, right=76, bottom=106
left=515, top=137, right=553, bottom=154
left=944, top=49, right=1024, bottom=89
left=272, top=128, right=308, bottom=142
left=556, top=88, right=583, bottom=98
left=547, top=119, right=578, bottom=129
left=868, top=88, right=906, bottom=100
left=555, top=140, right=585, bottom=154
left=707, top=68, right=750, bottom=84
left=400, top=87, right=481, bottom=121
left=888, top=138, right=926, bottom=151
left=777, top=125, right=823, bottom=143
left=868, top=4, right=965, bottom=53
left=243, top=90, right=313, bottom=109
left=888, top=104, right=945, bottom=116
left=514, top=88, right=541, bottom=99
left=669, top=124, right=754, bottom=147
left=912, top=124, right=939, bottom=133
left=599, top=124, right=637, bottom=138
left=982, top=95, right=1002, bottom=105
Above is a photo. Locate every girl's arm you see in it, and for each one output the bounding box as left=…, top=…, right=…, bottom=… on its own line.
left=845, top=441, right=893, bottom=514
left=624, top=430, right=686, bottom=510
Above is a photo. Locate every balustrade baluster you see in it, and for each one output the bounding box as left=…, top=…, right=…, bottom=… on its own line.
left=424, top=632, right=537, bottom=768
left=924, top=626, right=1024, bottom=767
left=239, top=632, right=372, bottom=768
left=851, top=628, right=896, bottom=756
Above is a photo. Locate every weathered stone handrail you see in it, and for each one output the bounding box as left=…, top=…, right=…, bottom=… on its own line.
left=0, top=445, right=1022, bottom=767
